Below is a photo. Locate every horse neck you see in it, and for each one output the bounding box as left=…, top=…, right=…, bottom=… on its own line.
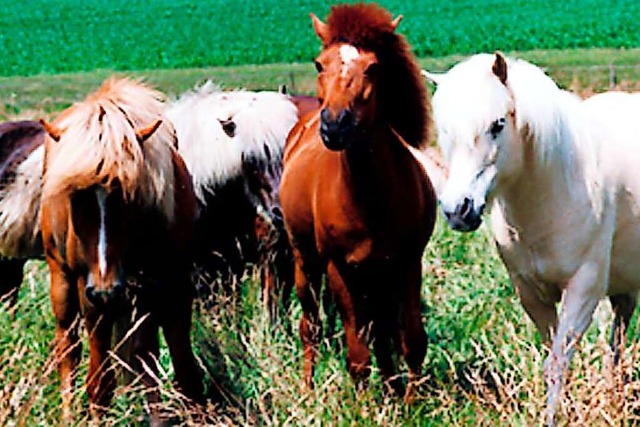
left=494, top=124, right=600, bottom=236
left=340, top=122, right=399, bottom=201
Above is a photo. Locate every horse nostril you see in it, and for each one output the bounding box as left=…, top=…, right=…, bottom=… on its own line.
left=337, top=109, right=352, bottom=128
left=320, top=108, right=332, bottom=124
left=457, top=197, right=473, bottom=218
left=85, top=285, right=98, bottom=305
left=112, top=281, right=125, bottom=299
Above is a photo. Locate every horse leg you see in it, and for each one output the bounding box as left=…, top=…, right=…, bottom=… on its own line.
left=327, top=261, right=371, bottom=388
left=159, top=281, right=204, bottom=404
left=609, top=292, right=637, bottom=365
left=130, top=309, right=164, bottom=422
left=85, top=308, right=115, bottom=417
left=372, top=296, right=403, bottom=397
left=294, top=253, right=323, bottom=388
left=0, top=258, right=25, bottom=307
left=49, top=264, right=81, bottom=422
left=398, top=259, right=427, bottom=403
left=511, top=274, right=559, bottom=343
left=544, top=260, right=606, bottom=426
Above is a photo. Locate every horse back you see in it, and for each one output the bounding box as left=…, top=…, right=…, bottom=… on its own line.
left=0, top=120, right=45, bottom=189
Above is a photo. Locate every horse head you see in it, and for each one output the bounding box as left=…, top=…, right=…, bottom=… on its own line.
left=425, top=52, right=519, bottom=232
left=42, top=105, right=168, bottom=308
left=241, top=149, right=284, bottom=252
left=311, top=13, right=402, bottom=151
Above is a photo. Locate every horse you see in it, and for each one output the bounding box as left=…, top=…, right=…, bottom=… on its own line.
left=39, top=77, right=203, bottom=421
left=280, top=4, right=437, bottom=399
left=0, top=120, right=45, bottom=306
left=166, top=82, right=298, bottom=320
left=424, top=52, right=640, bottom=424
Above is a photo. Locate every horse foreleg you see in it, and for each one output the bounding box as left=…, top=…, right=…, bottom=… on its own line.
left=511, top=274, right=559, bottom=343
left=294, top=255, right=323, bottom=388
left=129, top=310, right=163, bottom=420
left=372, top=296, right=403, bottom=397
left=0, top=258, right=26, bottom=308
left=160, top=287, right=204, bottom=404
left=545, top=260, right=606, bottom=426
left=327, top=261, right=371, bottom=388
left=85, top=308, right=115, bottom=417
left=609, top=292, right=637, bottom=365
left=49, top=264, right=81, bottom=422
left=399, top=259, right=427, bottom=403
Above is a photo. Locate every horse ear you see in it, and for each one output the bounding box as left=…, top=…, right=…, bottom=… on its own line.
left=135, top=119, right=162, bottom=144
left=279, top=84, right=287, bottom=95
left=310, top=13, right=330, bottom=43
left=39, top=119, right=61, bottom=142
left=421, top=70, right=444, bottom=86
left=492, top=51, right=508, bottom=85
left=390, top=15, right=403, bottom=31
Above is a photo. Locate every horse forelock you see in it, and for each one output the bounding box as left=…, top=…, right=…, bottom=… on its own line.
left=168, top=83, right=298, bottom=204
left=322, top=3, right=428, bottom=148
left=433, top=54, right=581, bottom=166
left=42, top=77, right=177, bottom=222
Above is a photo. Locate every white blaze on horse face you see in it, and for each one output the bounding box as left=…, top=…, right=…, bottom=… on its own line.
left=339, top=44, right=360, bottom=77
left=95, top=187, right=108, bottom=279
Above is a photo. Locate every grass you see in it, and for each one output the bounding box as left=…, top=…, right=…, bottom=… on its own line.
left=3, top=47, right=640, bottom=122
left=2, top=48, right=640, bottom=424
left=0, top=0, right=639, bottom=76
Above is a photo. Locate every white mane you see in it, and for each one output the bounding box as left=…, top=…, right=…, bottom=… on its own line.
left=167, top=81, right=299, bottom=202
left=0, top=145, right=43, bottom=258
left=432, top=53, right=585, bottom=167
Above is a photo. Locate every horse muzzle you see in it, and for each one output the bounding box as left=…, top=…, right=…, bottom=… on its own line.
left=319, top=108, right=355, bottom=150
left=442, top=197, right=484, bottom=232
left=85, top=279, right=126, bottom=308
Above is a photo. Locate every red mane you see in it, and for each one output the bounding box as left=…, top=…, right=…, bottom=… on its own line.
left=323, top=3, right=429, bottom=148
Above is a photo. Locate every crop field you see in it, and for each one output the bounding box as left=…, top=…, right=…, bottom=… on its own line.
left=0, top=0, right=639, bottom=76
left=2, top=0, right=640, bottom=426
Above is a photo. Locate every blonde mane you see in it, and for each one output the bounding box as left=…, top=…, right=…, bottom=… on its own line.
left=42, top=78, right=177, bottom=221
left=167, top=81, right=298, bottom=202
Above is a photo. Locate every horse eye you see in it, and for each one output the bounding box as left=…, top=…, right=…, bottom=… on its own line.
left=314, top=61, right=323, bottom=73
left=489, top=118, right=506, bottom=138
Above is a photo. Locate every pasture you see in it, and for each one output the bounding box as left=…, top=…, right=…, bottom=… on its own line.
left=2, top=49, right=640, bottom=425
left=2, top=0, right=640, bottom=425
left=0, top=0, right=639, bottom=76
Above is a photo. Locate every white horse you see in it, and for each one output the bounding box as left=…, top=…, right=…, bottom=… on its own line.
left=424, top=52, right=640, bottom=424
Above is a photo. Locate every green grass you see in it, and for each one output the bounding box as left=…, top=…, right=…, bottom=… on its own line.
left=1, top=0, right=639, bottom=76
left=3, top=47, right=640, bottom=122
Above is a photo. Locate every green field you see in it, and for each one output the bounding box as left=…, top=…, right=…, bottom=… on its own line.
left=0, top=0, right=639, bottom=76
left=2, top=0, right=640, bottom=424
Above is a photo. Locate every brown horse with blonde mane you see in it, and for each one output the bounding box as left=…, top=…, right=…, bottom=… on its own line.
left=280, top=4, right=437, bottom=399
left=40, top=78, right=202, bottom=420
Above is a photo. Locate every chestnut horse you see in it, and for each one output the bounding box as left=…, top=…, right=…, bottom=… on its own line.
left=280, top=4, right=437, bottom=399
left=0, top=120, right=45, bottom=305
left=167, top=82, right=298, bottom=320
left=40, top=78, right=203, bottom=420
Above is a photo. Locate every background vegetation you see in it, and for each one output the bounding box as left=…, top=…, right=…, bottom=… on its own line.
left=2, top=0, right=640, bottom=425
left=0, top=0, right=639, bottom=76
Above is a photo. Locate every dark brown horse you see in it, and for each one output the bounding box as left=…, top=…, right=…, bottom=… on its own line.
left=280, top=4, right=437, bottom=399
left=40, top=78, right=203, bottom=421
left=0, top=120, right=45, bottom=306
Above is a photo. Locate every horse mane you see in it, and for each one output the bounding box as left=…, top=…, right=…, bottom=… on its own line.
left=324, top=3, right=428, bottom=148
left=42, top=77, right=177, bottom=221
left=167, top=81, right=298, bottom=203
left=433, top=54, right=583, bottom=166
